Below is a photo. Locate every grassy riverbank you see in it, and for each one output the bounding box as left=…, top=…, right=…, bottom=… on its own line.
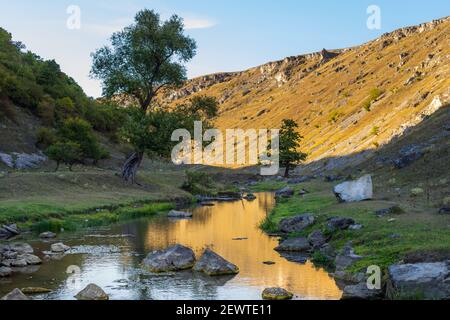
left=256, top=178, right=450, bottom=273
left=0, top=166, right=191, bottom=230
left=0, top=163, right=252, bottom=232
left=30, top=202, right=175, bottom=233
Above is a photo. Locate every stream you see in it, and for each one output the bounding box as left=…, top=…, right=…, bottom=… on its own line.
left=0, top=192, right=342, bottom=300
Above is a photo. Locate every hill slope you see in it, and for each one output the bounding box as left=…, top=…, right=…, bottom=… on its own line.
left=161, top=17, right=450, bottom=171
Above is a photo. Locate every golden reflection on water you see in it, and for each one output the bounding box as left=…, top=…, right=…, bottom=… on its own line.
left=143, top=193, right=342, bottom=300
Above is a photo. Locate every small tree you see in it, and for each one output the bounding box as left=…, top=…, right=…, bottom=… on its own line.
left=120, top=96, right=218, bottom=171
left=179, top=95, right=219, bottom=120
left=46, top=141, right=82, bottom=171
left=90, top=9, right=197, bottom=183
left=279, top=119, right=307, bottom=178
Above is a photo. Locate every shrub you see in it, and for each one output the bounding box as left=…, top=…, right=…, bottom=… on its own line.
left=328, top=110, right=343, bottom=123
left=36, top=96, right=55, bottom=125
left=363, top=100, right=372, bottom=112
left=45, top=141, right=82, bottom=171
left=59, top=117, right=109, bottom=161
left=371, top=126, right=380, bottom=136
left=55, top=97, right=76, bottom=122
left=369, top=88, right=383, bottom=101
left=182, top=171, right=214, bottom=195
left=0, top=96, right=17, bottom=122
left=3, top=76, right=44, bottom=111
left=259, top=216, right=278, bottom=233
left=36, top=127, right=57, bottom=149
left=312, top=251, right=335, bottom=269
left=363, top=88, right=384, bottom=112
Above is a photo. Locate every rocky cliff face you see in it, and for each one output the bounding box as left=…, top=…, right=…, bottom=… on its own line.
left=160, top=16, right=450, bottom=171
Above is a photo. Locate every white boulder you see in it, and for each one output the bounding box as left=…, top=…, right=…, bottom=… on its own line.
left=333, top=175, right=373, bottom=203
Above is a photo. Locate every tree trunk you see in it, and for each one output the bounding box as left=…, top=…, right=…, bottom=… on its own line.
left=121, top=151, right=144, bottom=184
left=284, top=163, right=290, bottom=178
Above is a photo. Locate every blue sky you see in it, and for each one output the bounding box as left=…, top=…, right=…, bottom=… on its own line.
left=0, top=0, right=448, bottom=97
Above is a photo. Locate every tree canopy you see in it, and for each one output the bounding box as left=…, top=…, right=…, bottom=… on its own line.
left=91, top=9, right=200, bottom=183
left=90, top=9, right=197, bottom=111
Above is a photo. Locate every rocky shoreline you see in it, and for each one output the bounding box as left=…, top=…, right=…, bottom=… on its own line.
left=256, top=175, right=450, bottom=300
left=2, top=183, right=449, bottom=300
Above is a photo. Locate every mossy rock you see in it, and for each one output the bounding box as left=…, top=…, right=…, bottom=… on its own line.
left=21, top=287, right=52, bottom=294
left=262, top=287, right=294, bottom=300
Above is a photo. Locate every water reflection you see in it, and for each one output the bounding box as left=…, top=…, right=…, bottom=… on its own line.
left=0, top=193, right=342, bottom=300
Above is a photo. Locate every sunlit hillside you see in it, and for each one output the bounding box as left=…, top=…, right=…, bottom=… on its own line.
left=160, top=17, right=450, bottom=169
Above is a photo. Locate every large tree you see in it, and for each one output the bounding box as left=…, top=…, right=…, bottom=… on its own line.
left=90, top=9, right=197, bottom=182
left=279, top=119, right=307, bottom=178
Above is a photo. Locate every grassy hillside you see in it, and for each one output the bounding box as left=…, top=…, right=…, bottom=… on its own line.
left=0, top=27, right=124, bottom=157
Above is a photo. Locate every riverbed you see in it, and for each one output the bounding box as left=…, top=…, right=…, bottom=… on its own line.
left=0, top=192, right=342, bottom=300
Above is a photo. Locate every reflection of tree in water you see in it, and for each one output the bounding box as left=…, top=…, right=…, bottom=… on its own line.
left=257, top=192, right=276, bottom=215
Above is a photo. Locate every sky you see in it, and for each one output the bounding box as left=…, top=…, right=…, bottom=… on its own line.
left=0, top=0, right=448, bottom=98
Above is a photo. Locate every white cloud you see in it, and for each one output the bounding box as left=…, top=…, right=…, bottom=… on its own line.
left=84, top=17, right=133, bottom=37
left=84, top=16, right=216, bottom=37
left=183, top=17, right=217, bottom=30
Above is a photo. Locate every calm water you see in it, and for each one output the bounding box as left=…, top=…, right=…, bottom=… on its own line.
left=0, top=193, right=342, bottom=300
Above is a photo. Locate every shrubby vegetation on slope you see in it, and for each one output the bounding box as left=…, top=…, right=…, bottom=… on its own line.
left=0, top=27, right=124, bottom=137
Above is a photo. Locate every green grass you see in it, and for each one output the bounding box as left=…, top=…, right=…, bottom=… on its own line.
left=0, top=164, right=247, bottom=232
left=255, top=179, right=450, bottom=274
left=30, top=202, right=175, bottom=233
left=250, top=180, right=290, bottom=192
left=0, top=168, right=191, bottom=227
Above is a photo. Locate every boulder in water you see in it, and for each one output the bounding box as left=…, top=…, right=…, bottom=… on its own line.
left=1, top=288, right=30, bottom=300
left=19, top=254, right=42, bottom=265
left=39, top=232, right=56, bottom=239
left=0, top=224, right=20, bottom=239
left=0, top=266, right=12, bottom=277
left=193, top=249, right=239, bottom=276
left=51, top=243, right=70, bottom=253
left=143, top=244, right=196, bottom=272
left=9, top=243, right=34, bottom=254
left=75, top=284, right=109, bottom=300
left=262, top=288, right=294, bottom=300
left=167, top=210, right=193, bottom=218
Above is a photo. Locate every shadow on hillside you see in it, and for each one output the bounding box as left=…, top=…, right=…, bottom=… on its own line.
left=301, top=105, right=449, bottom=177
left=220, top=105, right=449, bottom=181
